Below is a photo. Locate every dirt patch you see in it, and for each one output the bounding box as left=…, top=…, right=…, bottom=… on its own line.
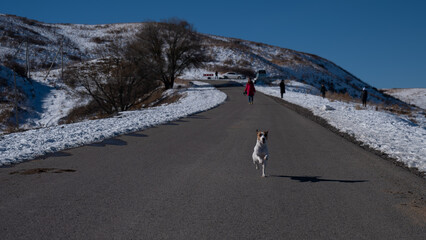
left=10, top=168, right=76, bottom=175
left=388, top=190, right=426, bottom=226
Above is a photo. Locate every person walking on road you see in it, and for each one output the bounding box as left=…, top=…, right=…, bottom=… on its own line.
left=244, top=78, right=256, bottom=104
left=361, top=87, right=368, bottom=107
left=280, top=80, right=285, bottom=98
left=320, top=84, right=327, bottom=98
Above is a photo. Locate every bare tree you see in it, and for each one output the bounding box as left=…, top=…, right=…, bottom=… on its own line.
left=65, top=39, right=159, bottom=114
left=127, top=18, right=207, bottom=89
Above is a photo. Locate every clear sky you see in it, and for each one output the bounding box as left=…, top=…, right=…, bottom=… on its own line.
left=2, top=0, right=425, bottom=88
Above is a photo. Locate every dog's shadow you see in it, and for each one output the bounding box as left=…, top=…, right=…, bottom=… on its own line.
left=268, top=175, right=367, bottom=183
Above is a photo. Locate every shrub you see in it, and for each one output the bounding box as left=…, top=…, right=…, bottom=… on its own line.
left=3, top=60, right=27, bottom=78
left=208, top=38, right=251, bottom=52
left=271, top=58, right=292, bottom=66
left=59, top=100, right=105, bottom=124
left=385, top=104, right=412, bottom=116
left=26, top=37, right=47, bottom=46
left=91, top=37, right=106, bottom=44
left=63, top=67, right=79, bottom=88
left=224, top=59, right=234, bottom=65
left=0, top=107, right=13, bottom=125
left=236, top=59, right=251, bottom=68
left=19, top=16, right=38, bottom=26
left=67, top=54, right=82, bottom=62
left=65, top=56, right=161, bottom=114
left=338, top=88, right=347, bottom=94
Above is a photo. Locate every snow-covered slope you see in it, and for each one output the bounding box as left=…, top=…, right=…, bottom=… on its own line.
left=0, top=65, right=85, bottom=131
left=1, top=13, right=407, bottom=106
left=382, top=88, right=426, bottom=109
left=0, top=14, right=140, bottom=67
left=184, top=36, right=407, bottom=106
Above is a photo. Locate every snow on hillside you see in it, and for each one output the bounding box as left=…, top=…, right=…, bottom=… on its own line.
left=382, top=88, right=426, bottom=109
left=0, top=65, right=38, bottom=130
left=0, top=14, right=141, bottom=67
left=0, top=65, right=84, bottom=132
left=1, top=13, right=406, bottom=107
left=0, top=81, right=226, bottom=166
left=184, top=37, right=407, bottom=107
left=253, top=81, right=426, bottom=173
left=27, top=69, right=88, bottom=128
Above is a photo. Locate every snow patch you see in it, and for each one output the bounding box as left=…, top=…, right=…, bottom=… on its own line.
left=0, top=82, right=226, bottom=166
left=321, top=105, right=335, bottom=111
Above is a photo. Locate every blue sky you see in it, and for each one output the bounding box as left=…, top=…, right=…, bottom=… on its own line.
left=2, top=0, right=425, bottom=88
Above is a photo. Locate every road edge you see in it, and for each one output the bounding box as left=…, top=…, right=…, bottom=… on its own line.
left=265, top=94, right=425, bottom=179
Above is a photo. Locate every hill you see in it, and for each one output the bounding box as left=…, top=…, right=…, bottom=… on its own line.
left=381, top=88, right=426, bottom=110
left=0, top=13, right=412, bottom=131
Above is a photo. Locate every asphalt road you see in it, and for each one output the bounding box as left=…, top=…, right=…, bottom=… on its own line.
left=0, top=81, right=425, bottom=239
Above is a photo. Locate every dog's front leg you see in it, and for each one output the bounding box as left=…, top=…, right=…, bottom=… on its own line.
left=261, top=161, right=267, bottom=177
left=253, top=160, right=259, bottom=170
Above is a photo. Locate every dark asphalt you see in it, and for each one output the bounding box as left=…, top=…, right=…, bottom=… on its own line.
left=0, top=81, right=425, bottom=239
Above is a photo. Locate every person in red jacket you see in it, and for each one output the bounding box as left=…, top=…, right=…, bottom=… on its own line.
left=244, top=78, right=256, bottom=104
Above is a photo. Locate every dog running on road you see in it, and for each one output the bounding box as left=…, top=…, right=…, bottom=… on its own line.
left=252, top=130, right=269, bottom=177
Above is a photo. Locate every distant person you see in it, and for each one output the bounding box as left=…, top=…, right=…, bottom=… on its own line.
left=215, top=71, right=218, bottom=79
left=320, top=84, right=327, bottom=98
left=279, top=80, right=285, bottom=98
left=244, top=78, right=256, bottom=104
left=361, top=87, right=368, bottom=107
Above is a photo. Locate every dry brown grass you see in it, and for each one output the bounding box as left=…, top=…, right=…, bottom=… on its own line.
left=409, top=118, right=418, bottom=125
left=0, top=106, right=15, bottom=132
left=136, top=87, right=183, bottom=109
left=4, top=124, right=17, bottom=134
left=63, top=84, right=185, bottom=125
left=271, top=58, right=292, bottom=66
left=3, top=122, right=27, bottom=134
left=385, top=104, right=412, bottom=116
left=355, top=105, right=363, bottom=110
left=326, top=92, right=356, bottom=103
left=60, top=100, right=105, bottom=124
left=356, top=101, right=416, bottom=118
left=236, top=59, right=251, bottom=67
left=62, top=58, right=184, bottom=123
left=151, top=93, right=183, bottom=107
left=0, top=108, right=12, bottom=123
left=204, top=37, right=252, bottom=53
left=91, top=37, right=106, bottom=44
left=223, top=59, right=234, bottom=65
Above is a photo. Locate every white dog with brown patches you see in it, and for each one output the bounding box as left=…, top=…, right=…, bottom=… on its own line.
left=252, top=130, right=269, bottom=177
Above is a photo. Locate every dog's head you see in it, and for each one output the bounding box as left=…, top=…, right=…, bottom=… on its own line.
left=256, top=129, right=269, bottom=144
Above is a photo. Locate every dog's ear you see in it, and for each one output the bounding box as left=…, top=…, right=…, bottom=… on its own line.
left=265, top=131, right=269, bottom=137
left=256, top=129, right=258, bottom=133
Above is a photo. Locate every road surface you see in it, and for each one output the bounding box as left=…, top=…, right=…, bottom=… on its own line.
left=0, top=81, right=425, bottom=239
